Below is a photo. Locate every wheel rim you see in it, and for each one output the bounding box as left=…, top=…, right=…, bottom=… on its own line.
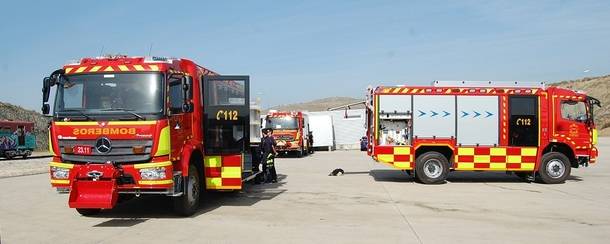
left=187, top=175, right=199, bottom=206
left=423, top=159, right=443, bottom=179
left=546, top=159, right=566, bottom=179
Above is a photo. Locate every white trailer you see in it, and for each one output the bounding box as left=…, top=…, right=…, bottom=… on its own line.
left=308, top=114, right=335, bottom=151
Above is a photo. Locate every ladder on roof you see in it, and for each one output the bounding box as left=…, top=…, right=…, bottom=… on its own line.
left=432, top=80, right=546, bottom=89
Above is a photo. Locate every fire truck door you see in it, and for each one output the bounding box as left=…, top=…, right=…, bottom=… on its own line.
left=168, top=80, right=192, bottom=158
left=202, top=76, right=250, bottom=159
left=508, top=96, right=538, bottom=147
left=555, top=99, right=589, bottom=145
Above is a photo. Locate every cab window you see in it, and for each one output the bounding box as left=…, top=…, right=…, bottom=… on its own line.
left=561, top=100, right=587, bottom=122
left=169, top=81, right=183, bottom=113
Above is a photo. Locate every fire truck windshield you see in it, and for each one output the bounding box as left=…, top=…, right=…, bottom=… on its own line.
left=53, top=73, right=163, bottom=118
left=266, top=117, right=298, bottom=130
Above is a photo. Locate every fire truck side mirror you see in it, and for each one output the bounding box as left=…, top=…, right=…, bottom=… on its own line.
left=42, top=77, right=51, bottom=103
left=182, top=102, right=193, bottom=113
left=181, top=76, right=193, bottom=113
left=42, top=104, right=50, bottom=115
left=42, top=76, right=53, bottom=115
left=181, top=76, right=193, bottom=100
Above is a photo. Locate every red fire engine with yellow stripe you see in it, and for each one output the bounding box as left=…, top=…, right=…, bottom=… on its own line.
left=365, top=81, right=600, bottom=184
left=42, top=56, right=259, bottom=216
left=264, top=111, right=312, bottom=157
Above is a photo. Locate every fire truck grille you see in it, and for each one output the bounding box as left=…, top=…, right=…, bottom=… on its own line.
left=58, top=139, right=153, bottom=164
left=276, top=135, right=294, bottom=141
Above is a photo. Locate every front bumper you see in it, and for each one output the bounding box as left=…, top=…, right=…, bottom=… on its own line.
left=276, top=141, right=302, bottom=151
left=49, top=160, right=177, bottom=194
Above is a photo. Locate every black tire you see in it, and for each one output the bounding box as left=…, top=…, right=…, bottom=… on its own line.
left=296, top=149, right=303, bottom=158
left=537, top=152, right=571, bottom=184
left=415, top=152, right=449, bottom=184
left=22, top=154, right=28, bottom=159
left=173, top=164, right=201, bottom=216
left=76, top=208, right=101, bottom=216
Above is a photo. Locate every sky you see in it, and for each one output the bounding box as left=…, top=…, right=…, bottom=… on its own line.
left=1, top=0, right=610, bottom=111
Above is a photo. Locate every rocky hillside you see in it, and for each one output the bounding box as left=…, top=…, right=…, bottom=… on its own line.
left=266, top=97, right=363, bottom=112
left=553, top=75, right=610, bottom=135
left=0, top=102, right=49, bottom=151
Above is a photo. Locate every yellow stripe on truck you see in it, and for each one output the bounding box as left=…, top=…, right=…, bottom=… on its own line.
left=49, top=162, right=74, bottom=169
left=138, top=180, right=173, bottom=185
left=133, top=161, right=172, bottom=169
left=55, top=121, right=157, bottom=126
left=48, top=131, right=57, bottom=156
left=221, top=167, right=241, bottom=178
left=154, top=126, right=171, bottom=156
left=51, top=179, right=70, bottom=184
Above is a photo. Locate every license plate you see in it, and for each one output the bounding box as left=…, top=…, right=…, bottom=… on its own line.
left=73, top=145, right=92, bottom=155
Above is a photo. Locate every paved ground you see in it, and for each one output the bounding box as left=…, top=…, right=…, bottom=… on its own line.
left=0, top=152, right=51, bottom=178
left=1, top=139, right=609, bottom=244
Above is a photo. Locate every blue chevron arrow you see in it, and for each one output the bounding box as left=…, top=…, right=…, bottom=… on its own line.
left=430, top=110, right=439, bottom=117
left=473, top=111, right=481, bottom=118
left=485, top=111, right=493, bottom=118
left=443, top=111, right=450, bottom=117
left=461, top=111, right=469, bottom=118
left=418, top=110, right=426, bottom=117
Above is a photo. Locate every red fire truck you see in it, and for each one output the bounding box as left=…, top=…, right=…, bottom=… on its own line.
left=365, top=81, right=600, bottom=184
left=41, top=56, right=259, bottom=216
left=264, top=111, right=312, bottom=157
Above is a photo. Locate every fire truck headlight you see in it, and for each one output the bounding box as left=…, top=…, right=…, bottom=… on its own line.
left=139, top=167, right=167, bottom=180
left=51, top=167, right=69, bottom=179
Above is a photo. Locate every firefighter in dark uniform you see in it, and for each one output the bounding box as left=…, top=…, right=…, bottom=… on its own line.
left=260, top=128, right=278, bottom=183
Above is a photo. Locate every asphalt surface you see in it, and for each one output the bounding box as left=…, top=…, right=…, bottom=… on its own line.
left=0, top=152, right=51, bottom=178
left=1, top=139, right=609, bottom=244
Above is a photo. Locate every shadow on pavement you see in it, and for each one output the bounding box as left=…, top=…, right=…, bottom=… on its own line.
left=369, top=169, right=415, bottom=183
left=368, top=169, right=584, bottom=184
left=0, top=155, right=52, bottom=161
left=87, top=174, right=288, bottom=221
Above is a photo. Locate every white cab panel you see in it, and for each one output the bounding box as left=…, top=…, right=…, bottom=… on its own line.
left=456, top=96, right=499, bottom=146
left=413, top=95, right=455, bottom=138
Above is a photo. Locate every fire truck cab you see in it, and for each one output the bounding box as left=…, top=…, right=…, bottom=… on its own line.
left=42, top=56, right=258, bottom=216
left=264, top=111, right=312, bottom=157
left=365, top=81, right=600, bottom=184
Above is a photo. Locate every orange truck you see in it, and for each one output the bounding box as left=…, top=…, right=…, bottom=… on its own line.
left=264, top=111, right=312, bottom=157
left=365, top=81, right=600, bottom=184
left=41, top=56, right=259, bottom=216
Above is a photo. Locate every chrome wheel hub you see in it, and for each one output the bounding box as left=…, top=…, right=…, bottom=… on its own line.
left=547, top=159, right=565, bottom=178
left=423, top=159, right=442, bottom=179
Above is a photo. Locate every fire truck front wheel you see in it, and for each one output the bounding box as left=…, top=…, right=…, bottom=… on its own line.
left=538, top=152, right=571, bottom=184
left=173, top=164, right=201, bottom=216
left=415, top=152, right=449, bottom=184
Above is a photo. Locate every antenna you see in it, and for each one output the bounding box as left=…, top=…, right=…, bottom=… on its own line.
left=148, top=43, right=153, bottom=56
left=98, top=45, right=105, bottom=57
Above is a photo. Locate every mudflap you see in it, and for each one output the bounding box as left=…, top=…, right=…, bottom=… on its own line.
left=68, top=164, right=120, bottom=209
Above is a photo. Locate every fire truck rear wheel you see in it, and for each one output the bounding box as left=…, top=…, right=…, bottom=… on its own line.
left=76, top=208, right=101, bottom=216
left=173, top=164, right=201, bottom=216
left=538, top=152, right=571, bottom=184
left=415, top=152, right=449, bottom=184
